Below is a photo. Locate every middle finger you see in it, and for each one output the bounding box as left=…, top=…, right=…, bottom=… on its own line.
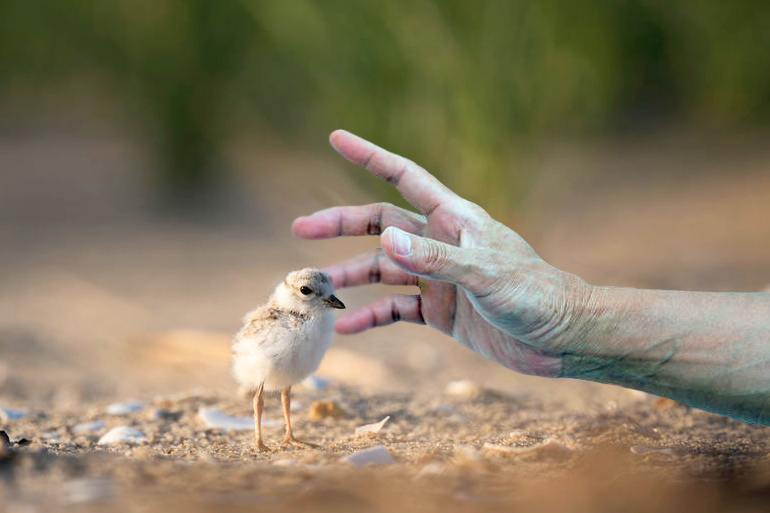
left=292, top=203, right=425, bottom=240
left=323, top=248, right=420, bottom=289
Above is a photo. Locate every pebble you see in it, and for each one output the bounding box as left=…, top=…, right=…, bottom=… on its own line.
left=106, top=402, right=145, bottom=415
left=307, top=401, right=345, bottom=422
left=341, top=445, right=395, bottom=467
left=198, top=407, right=279, bottom=431
left=72, top=421, right=107, bottom=435
left=355, top=416, right=391, bottom=437
left=97, top=426, right=148, bottom=445
left=0, top=406, right=27, bottom=422
left=444, top=380, right=483, bottom=400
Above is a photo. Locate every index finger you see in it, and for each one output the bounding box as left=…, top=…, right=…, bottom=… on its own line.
left=330, top=130, right=460, bottom=216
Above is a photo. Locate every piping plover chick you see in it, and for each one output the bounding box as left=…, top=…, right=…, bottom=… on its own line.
left=232, top=268, right=345, bottom=451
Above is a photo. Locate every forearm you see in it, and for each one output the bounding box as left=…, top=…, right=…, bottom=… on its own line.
left=561, top=287, right=770, bottom=424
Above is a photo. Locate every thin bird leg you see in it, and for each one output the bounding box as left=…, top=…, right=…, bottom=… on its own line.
left=253, top=382, right=268, bottom=452
left=280, top=387, right=295, bottom=444
left=280, top=387, right=318, bottom=448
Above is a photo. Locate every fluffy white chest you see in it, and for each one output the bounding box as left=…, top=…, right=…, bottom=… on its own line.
left=232, top=310, right=334, bottom=391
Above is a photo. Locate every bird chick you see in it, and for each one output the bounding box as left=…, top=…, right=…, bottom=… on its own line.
left=232, top=268, right=345, bottom=451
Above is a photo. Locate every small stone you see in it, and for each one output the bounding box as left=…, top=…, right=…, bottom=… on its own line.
left=307, top=401, right=345, bottom=422
left=97, top=426, right=148, bottom=445
left=355, top=416, right=390, bottom=437
left=106, top=402, right=145, bottom=415
left=444, top=380, right=483, bottom=400
left=73, top=421, right=107, bottom=435
left=341, top=445, right=395, bottom=467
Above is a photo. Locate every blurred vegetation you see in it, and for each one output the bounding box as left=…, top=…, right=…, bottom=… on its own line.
left=1, top=0, right=769, bottom=210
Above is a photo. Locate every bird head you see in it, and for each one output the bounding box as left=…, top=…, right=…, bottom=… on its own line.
left=272, top=268, right=345, bottom=314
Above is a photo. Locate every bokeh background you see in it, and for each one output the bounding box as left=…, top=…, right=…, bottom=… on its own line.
left=1, top=0, right=769, bottom=405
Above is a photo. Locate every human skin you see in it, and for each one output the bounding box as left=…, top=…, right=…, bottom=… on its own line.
left=291, top=130, right=770, bottom=425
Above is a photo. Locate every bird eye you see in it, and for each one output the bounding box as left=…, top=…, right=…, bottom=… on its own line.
left=300, top=286, right=313, bottom=295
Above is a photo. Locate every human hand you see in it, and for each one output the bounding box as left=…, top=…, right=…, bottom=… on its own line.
left=292, top=130, right=594, bottom=378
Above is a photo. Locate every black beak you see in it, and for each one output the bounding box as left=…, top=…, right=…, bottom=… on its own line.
left=323, top=295, right=346, bottom=309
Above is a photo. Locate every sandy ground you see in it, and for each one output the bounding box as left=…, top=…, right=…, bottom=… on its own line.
left=1, top=130, right=770, bottom=512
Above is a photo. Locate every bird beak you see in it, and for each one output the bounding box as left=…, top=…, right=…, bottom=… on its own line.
left=323, top=295, right=346, bottom=309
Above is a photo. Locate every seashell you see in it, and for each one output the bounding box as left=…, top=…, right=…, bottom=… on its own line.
left=73, top=421, right=107, bottom=435
left=355, top=416, right=390, bottom=437
left=106, top=402, right=145, bottom=415
left=197, top=407, right=279, bottom=431
left=341, top=445, right=395, bottom=467
left=97, top=426, right=148, bottom=445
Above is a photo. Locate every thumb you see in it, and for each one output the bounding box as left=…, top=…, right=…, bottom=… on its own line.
left=381, top=226, right=472, bottom=285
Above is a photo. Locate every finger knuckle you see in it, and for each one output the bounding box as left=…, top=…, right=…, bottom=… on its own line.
left=418, top=242, right=447, bottom=274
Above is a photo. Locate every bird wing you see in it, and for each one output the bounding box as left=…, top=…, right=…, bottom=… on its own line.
left=239, top=306, right=281, bottom=338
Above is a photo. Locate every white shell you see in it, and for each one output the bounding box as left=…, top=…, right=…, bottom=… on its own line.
left=73, top=421, right=107, bottom=435
left=197, top=407, right=279, bottom=431
left=341, top=445, right=395, bottom=467
left=106, top=402, right=145, bottom=415
left=354, top=416, right=390, bottom=437
left=97, top=426, right=148, bottom=445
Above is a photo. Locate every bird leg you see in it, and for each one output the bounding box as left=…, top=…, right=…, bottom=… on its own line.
left=253, top=382, right=268, bottom=452
left=281, top=387, right=317, bottom=448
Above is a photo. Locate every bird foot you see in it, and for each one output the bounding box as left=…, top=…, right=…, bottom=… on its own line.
left=281, top=436, right=318, bottom=449
left=255, top=439, right=270, bottom=452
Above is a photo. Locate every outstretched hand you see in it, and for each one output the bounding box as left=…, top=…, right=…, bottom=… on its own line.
left=292, top=130, right=593, bottom=378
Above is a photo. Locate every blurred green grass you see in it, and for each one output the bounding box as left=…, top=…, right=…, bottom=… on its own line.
left=1, top=0, right=768, bottom=211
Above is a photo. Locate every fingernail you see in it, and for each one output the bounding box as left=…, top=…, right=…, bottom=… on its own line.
left=389, top=228, right=412, bottom=256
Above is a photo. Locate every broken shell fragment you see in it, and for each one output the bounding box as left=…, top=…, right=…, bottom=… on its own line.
left=355, top=416, right=390, bottom=437
left=97, top=426, right=148, bottom=445
left=73, top=421, right=107, bottom=435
